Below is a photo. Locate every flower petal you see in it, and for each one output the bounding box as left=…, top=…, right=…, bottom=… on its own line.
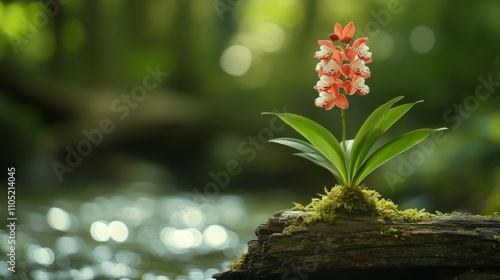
left=343, top=80, right=355, bottom=95
left=334, top=23, right=343, bottom=38
left=331, top=83, right=339, bottom=95
left=353, top=37, right=368, bottom=48
left=341, top=64, right=352, bottom=77
left=332, top=71, right=342, bottom=80
left=335, top=94, right=349, bottom=109
left=318, top=40, right=335, bottom=49
left=332, top=52, right=343, bottom=65
left=345, top=48, right=355, bottom=60
left=343, top=22, right=355, bottom=38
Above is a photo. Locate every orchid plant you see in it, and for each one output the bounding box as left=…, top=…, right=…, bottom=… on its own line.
left=264, top=22, right=446, bottom=188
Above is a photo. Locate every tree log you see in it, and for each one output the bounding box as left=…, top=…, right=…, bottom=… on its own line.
left=214, top=210, right=500, bottom=280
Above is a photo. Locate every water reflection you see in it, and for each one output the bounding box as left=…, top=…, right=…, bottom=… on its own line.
left=47, top=207, right=71, bottom=231
left=0, top=182, right=283, bottom=279
left=203, top=225, right=228, bottom=249
left=90, top=220, right=111, bottom=242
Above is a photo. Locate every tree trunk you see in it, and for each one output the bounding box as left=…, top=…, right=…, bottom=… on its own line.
left=214, top=210, right=500, bottom=280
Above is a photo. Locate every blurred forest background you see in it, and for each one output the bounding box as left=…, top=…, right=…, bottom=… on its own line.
left=1, top=0, right=500, bottom=213
left=1, top=0, right=500, bottom=278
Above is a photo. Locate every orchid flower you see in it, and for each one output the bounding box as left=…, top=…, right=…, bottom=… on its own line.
left=346, top=38, right=372, bottom=63
left=344, top=76, right=370, bottom=95
left=315, top=90, right=349, bottom=110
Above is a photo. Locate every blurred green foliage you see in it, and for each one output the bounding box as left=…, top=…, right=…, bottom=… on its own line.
left=0, top=0, right=499, bottom=213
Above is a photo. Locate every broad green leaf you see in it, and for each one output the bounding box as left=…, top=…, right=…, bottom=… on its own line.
left=269, top=138, right=337, bottom=173
left=377, top=101, right=422, bottom=133
left=263, top=113, right=348, bottom=185
left=293, top=152, right=341, bottom=180
left=340, top=139, right=354, bottom=160
left=349, top=96, right=404, bottom=181
left=269, top=138, right=322, bottom=156
left=269, top=138, right=343, bottom=182
left=352, top=101, right=422, bottom=176
left=352, top=128, right=447, bottom=187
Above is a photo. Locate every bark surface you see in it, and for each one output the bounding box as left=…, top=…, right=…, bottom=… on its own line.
left=214, top=210, right=500, bottom=280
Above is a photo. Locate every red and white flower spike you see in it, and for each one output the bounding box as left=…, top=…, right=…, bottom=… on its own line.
left=313, top=21, right=372, bottom=109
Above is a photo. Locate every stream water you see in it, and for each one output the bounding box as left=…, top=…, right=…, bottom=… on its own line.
left=0, top=182, right=296, bottom=280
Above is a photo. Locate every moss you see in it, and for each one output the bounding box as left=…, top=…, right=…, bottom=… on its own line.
left=291, top=185, right=434, bottom=225
left=380, top=227, right=401, bottom=239
left=485, top=212, right=500, bottom=218
left=227, top=252, right=248, bottom=270
left=292, top=202, right=306, bottom=211
left=475, top=227, right=481, bottom=232
left=399, top=208, right=435, bottom=222
left=493, top=236, right=500, bottom=249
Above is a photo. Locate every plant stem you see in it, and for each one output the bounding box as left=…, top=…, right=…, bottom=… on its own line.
left=341, top=108, right=349, bottom=185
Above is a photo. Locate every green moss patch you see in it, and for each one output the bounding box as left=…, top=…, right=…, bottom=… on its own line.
left=291, top=185, right=434, bottom=224
left=227, top=252, right=248, bottom=270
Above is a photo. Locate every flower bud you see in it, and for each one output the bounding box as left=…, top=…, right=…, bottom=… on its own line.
left=329, top=33, right=339, bottom=42
left=342, top=36, right=352, bottom=44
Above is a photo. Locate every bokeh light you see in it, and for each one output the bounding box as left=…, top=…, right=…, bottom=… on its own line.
left=410, top=25, right=435, bottom=54
left=253, top=22, right=285, bottom=52
left=203, top=225, right=228, bottom=249
left=56, top=236, right=80, bottom=255
left=47, top=207, right=71, bottom=231
left=90, top=221, right=110, bottom=242
left=33, top=246, right=55, bottom=266
left=108, top=221, right=129, bottom=242
left=220, top=45, right=252, bottom=76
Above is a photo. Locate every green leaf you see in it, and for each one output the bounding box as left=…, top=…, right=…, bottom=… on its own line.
left=270, top=138, right=332, bottom=166
left=269, top=137, right=320, bottom=155
left=352, top=101, right=422, bottom=176
left=349, top=96, right=404, bottom=181
left=269, top=138, right=344, bottom=183
left=263, top=113, right=348, bottom=185
left=352, top=128, right=447, bottom=187
left=293, top=152, right=341, bottom=179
